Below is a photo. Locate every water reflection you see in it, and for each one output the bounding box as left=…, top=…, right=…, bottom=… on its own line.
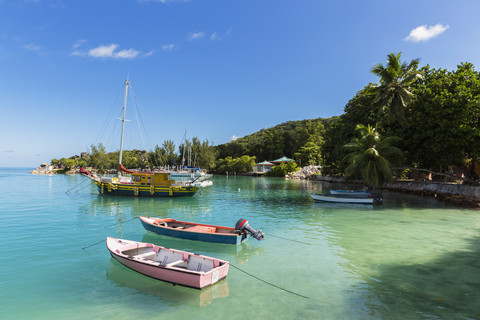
left=106, top=259, right=229, bottom=307
left=77, top=193, right=210, bottom=221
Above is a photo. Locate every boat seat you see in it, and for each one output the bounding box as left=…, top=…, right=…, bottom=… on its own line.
left=154, top=248, right=184, bottom=266
left=187, top=225, right=216, bottom=233
left=134, top=251, right=156, bottom=260
left=186, top=255, right=214, bottom=272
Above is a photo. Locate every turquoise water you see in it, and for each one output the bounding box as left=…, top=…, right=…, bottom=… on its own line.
left=1, top=168, right=479, bottom=319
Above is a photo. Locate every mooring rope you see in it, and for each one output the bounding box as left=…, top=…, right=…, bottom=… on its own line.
left=65, top=178, right=89, bottom=193
left=82, top=239, right=105, bottom=250
left=229, top=263, right=369, bottom=314
left=265, top=233, right=311, bottom=245
left=103, top=216, right=139, bottom=228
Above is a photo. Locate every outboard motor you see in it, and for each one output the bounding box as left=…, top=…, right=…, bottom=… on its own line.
left=235, top=218, right=265, bottom=240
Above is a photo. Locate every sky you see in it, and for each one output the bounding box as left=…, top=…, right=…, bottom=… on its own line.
left=1, top=0, right=480, bottom=167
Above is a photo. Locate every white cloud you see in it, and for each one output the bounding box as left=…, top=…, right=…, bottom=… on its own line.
left=73, top=39, right=87, bottom=49
left=88, top=44, right=118, bottom=58
left=162, top=44, right=175, bottom=51
left=404, top=24, right=449, bottom=42
left=230, top=135, right=240, bottom=141
left=188, top=31, right=205, bottom=41
left=210, top=28, right=231, bottom=42
left=23, top=43, right=42, bottom=52
left=86, top=44, right=140, bottom=59
left=144, top=50, right=156, bottom=57
left=115, top=48, right=140, bottom=59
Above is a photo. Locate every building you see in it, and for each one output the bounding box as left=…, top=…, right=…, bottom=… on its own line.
left=253, top=160, right=274, bottom=173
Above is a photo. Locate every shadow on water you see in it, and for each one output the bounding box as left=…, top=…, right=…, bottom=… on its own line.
left=106, top=258, right=229, bottom=307
left=361, top=234, right=480, bottom=319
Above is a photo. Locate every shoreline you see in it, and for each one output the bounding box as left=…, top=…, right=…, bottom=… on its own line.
left=308, top=174, right=480, bottom=209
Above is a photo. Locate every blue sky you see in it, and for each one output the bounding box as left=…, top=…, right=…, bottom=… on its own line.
left=1, top=0, right=479, bottom=167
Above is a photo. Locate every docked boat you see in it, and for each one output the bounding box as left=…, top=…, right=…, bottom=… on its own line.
left=86, top=80, right=199, bottom=197
left=311, top=194, right=380, bottom=204
left=106, top=237, right=229, bottom=289
left=330, top=189, right=372, bottom=197
left=139, top=217, right=265, bottom=245
left=93, top=168, right=199, bottom=197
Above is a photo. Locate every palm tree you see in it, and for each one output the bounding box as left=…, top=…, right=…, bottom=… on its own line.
left=343, top=124, right=403, bottom=188
left=371, top=52, right=422, bottom=123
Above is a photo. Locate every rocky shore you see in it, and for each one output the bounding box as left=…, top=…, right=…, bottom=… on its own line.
left=289, top=166, right=480, bottom=208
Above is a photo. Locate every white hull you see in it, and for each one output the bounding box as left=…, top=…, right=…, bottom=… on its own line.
left=311, top=194, right=374, bottom=204
left=330, top=190, right=372, bottom=198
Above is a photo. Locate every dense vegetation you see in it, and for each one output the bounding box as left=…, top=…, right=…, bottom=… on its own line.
left=215, top=118, right=332, bottom=166
left=323, top=59, right=480, bottom=181
left=52, top=53, right=480, bottom=182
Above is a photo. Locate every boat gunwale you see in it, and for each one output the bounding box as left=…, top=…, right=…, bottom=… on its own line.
left=140, top=216, right=239, bottom=237
left=311, top=194, right=375, bottom=204
left=106, top=237, right=229, bottom=276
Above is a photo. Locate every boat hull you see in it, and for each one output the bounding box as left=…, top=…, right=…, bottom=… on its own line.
left=140, top=217, right=245, bottom=245
left=330, top=190, right=372, bottom=198
left=95, top=181, right=198, bottom=197
left=311, top=194, right=374, bottom=204
left=106, top=237, right=229, bottom=290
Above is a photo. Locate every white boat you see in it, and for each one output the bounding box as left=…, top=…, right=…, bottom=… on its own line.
left=330, top=190, right=372, bottom=197
left=311, top=194, right=377, bottom=204
left=192, top=180, right=213, bottom=188
left=106, top=237, right=229, bottom=289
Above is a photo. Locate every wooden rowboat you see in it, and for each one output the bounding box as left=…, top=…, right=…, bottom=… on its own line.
left=311, top=194, right=378, bottom=204
left=139, top=216, right=264, bottom=245
left=106, top=237, right=229, bottom=289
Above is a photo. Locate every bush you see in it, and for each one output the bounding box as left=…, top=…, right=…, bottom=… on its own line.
left=266, top=162, right=299, bottom=177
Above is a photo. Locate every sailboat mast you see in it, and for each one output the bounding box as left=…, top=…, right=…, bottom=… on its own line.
left=119, top=79, right=129, bottom=170
left=181, top=130, right=187, bottom=169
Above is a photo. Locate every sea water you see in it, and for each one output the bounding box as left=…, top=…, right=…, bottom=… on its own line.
left=0, top=168, right=479, bottom=319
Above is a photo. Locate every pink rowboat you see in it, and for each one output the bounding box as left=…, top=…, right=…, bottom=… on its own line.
left=106, top=237, right=230, bottom=290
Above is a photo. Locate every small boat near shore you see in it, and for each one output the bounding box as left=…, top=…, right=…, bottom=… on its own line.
left=330, top=189, right=372, bottom=197
left=106, top=237, right=229, bottom=289
left=140, top=217, right=265, bottom=245
left=311, top=194, right=381, bottom=204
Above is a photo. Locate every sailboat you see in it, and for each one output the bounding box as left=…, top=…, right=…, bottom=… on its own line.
left=88, top=80, right=199, bottom=197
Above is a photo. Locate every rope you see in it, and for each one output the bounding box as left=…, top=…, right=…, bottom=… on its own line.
left=82, top=239, right=105, bottom=250
left=65, top=178, right=89, bottom=193
left=265, top=233, right=311, bottom=245
left=229, top=263, right=369, bottom=314
left=103, top=216, right=139, bottom=228
left=74, top=182, right=94, bottom=193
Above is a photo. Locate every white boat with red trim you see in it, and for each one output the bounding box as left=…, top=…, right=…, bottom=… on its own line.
left=106, top=237, right=229, bottom=289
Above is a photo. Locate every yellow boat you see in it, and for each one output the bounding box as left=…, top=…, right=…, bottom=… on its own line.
left=87, top=79, right=199, bottom=197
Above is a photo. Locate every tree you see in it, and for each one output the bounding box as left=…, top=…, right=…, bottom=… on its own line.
left=321, top=86, right=377, bottom=175
left=294, top=141, right=322, bottom=166
left=266, top=161, right=299, bottom=177
left=371, top=52, right=422, bottom=123
left=88, top=143, right=109, bottom=173
left=343, top=124, right=403, bottom=188
left=401, top=63, right=480, bottom=172
left=211, top=156, right=256, bottom=174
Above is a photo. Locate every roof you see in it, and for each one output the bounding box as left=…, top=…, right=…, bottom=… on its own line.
left=257, top=160, right=274, bottom=166
left=272, top=156, right=294, bottom=162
